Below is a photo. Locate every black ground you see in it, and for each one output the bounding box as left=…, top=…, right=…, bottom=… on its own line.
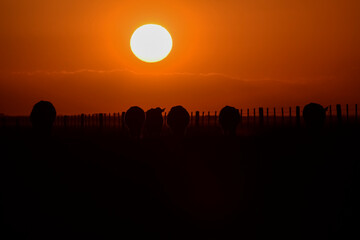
left=1, top=124, right=359, bottom=239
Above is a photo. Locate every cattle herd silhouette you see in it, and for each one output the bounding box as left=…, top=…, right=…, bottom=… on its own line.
left=1, top=100, right=359, bottom=239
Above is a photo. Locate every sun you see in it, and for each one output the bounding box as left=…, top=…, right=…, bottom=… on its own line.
left=130, top=24, right=173, bottom=63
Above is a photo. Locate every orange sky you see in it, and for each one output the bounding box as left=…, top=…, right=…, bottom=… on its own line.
left=1, top=0, right=359, bottom=115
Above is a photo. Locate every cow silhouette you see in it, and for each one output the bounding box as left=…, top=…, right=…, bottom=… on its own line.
left=145, top=108, right=165, bottom=137
left=219, top=106, right=240, bottom=136
left=303, top=103, right=328, bottom=130
left=125, top=106, right=145, bottom=138
left=167, top=106, right=190, bottom=136
left=30, top=101, right=56, bottom=136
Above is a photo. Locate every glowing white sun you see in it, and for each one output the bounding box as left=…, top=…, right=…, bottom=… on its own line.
left=130, top=24, right=173, bottom=63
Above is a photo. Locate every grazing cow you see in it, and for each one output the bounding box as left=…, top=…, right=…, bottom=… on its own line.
left=125, top=106, right=145, bottom=138
left=303, top=103, right=328, bottom=130
left=219, top=106, right=240, bottom=136
left=30, top=101, right=56, bottom=136
left=145, top=108, right=165, bottom=137
left=167, top=106, right=190, bottom=136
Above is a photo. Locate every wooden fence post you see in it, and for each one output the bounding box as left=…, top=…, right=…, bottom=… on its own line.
left=346, top=104, right=349, bottom=122
left=15, top=118, right=20, bottom=128
left=102, top=114, right=105, bottom=128
left=1, top=116, right=5, bottom=128
left=191, top=112, right=193, bottom=126
left=281, top=108, right=284, bottom=123
left=195, top=111, right=200, bottom=127
left=208, top=111, right=210, bottom=125
left=273, top=108, right=276, bottom=125
left=117, top=113, right=121, bottom=128
left=121, top=112, right=126, bottom=130
left=81, top=114, right=85, bottom=128
left=214, top=111, right=217, bottom=125
left=289, top=107, right=292, bottom=123
left=239, top=109, right=242, bottom=123
left=99, top=113, right=103, bottom=128
left=356, top=104, right=358, bottom=122
left=296, top=106, right=300, bottom=127
left=259, top=107, right=264, bottom=125
left=336, top=104, right=342, bottom=125
left=112, top=113, right=115, bottom=128
left=63, top=116, right=67, bottom=128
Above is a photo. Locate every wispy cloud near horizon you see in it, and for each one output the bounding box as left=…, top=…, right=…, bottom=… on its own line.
left=1, top=68, right=357, bottom=115
left=10, top=68, right=312, bottom=85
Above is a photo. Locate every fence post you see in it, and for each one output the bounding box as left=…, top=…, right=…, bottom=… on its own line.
left=259, top=107, right=264, bottom=126
left=191, top=112, right=193, bottom=126
left=195, top=111, right=200, bottom=127
left=63, top=116, right=67, bottom=128
left=336, top=104, right=342, bottom=125
left=208, top=111, right=210, bottom=125
left=99, top=113, right=104, bottom=128
left=15, top=118, right=20, bottom=129
left=214, top=111, right=217, bottom=125
left=273, top=108, right=276, bottom=125
left=1, top=116, right=5, bottom=128
left=239, top=109, right=242, bottom=123
left=113, top=113, right=116, bottom=128
left=81, top=114, right=85, bottom=128
left=121, top=112, right=126, bottom=130
left=356, top=104, right=358, bottom=122
left=117, top=113, right=120, bottom=128
left=346, top=104, right=349, bottom=122
left=202, top=112, right=205, bottom=126
left=296, top=106, right=300, bottom=127
left=289, top=107, right=292, bottom=124
left=281, top=107, right=284, bottom=123
left=266, top=108, right=269, bottom=123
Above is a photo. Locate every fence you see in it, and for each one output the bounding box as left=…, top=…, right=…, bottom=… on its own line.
left=1, top=104, right=358, bottom=129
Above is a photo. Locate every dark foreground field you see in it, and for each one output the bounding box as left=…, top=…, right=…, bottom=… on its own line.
left=1, top=124, right=359, bottom=239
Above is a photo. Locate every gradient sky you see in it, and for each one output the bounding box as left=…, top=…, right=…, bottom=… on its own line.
left=1, top=0, right=359, bottom=115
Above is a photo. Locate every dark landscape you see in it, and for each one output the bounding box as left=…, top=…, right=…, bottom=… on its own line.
left=1, top=104, right=359, bottom=239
